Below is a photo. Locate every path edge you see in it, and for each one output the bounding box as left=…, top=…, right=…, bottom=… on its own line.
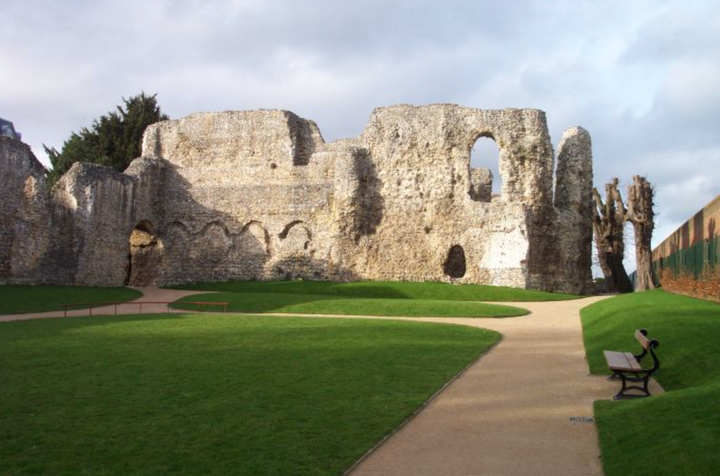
left=341, top=332, right=505, bottom=476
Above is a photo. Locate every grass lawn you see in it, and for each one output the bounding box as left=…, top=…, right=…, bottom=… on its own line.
left=581, top=290, right=720, bottom=476
left=171, top=291, right=528, bottom=317
left=0, top=313, right=499, bottom=476
left=171, top=279, right=579, bottom=302
left=0, top=285, right=142, bottom=315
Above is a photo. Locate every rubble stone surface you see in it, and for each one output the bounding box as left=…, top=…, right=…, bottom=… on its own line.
left=0, top=105, right=595, bottom=293
left=0, top=137, right=50, bottom=283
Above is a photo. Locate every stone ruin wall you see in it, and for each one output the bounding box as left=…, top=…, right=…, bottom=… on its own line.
left=0, top=137, right=51, bottom=283
left=0, top=104, right=595, bottom=294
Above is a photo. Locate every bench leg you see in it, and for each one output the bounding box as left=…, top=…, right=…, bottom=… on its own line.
left=613, top=373, right=652, bottom=400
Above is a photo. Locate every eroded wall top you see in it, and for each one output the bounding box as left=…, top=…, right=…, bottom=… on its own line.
left=0, top=104, right=594, bottom=293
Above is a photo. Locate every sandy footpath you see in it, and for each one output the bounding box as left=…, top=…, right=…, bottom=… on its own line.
left=344, top=297, right=663, bottom=476
left=0, top=287, right=209, bottom=322
left=1, top=290, right=661, bottom=475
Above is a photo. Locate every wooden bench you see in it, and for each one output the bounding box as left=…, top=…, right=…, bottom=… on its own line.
left=604, top=329, right=660, bottom=400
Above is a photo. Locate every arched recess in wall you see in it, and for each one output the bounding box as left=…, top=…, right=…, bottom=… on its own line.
left=163, top=221, right=190, bottom=245
left=198, top=221, right=233, bottom=262
left=240, top=220, right=271, bottom=255
left=443, top=245, right=467, bottom=279
left=469, top=134, right=502, bottom=202
left=279, top=220, right=312, bottom=253
left=125, top=220, right=162, bottom=286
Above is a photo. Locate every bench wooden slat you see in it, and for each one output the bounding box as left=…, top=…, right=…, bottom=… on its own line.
left=623, top=352, right=643, bottom=371
left=635, top=329, right=651, bottom=350
left=604, top=351, right=642, bottom=372
left=604, top=351, right=630, bottom=370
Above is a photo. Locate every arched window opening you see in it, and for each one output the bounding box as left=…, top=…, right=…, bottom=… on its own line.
left=443, top=245, right=467, bottom=279
left=125, top=220, right=161, bottom=286
left=469, top=135, right=502, bottom=201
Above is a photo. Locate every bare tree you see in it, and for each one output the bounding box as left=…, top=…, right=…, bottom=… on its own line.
left=592, top=179, right=633, bottom=293
left=618, top=175, right=656, bottom=291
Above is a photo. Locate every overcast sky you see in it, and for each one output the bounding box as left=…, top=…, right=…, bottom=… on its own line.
left=2, top=0, right=719, bottom=257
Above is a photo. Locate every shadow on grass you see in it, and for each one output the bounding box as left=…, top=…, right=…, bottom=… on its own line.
left=170, top=291, right=528, bottom=318
left=0, top=313, right=499, bottom=476
left=170, top=279, right=580, bottom=302
left=582, top=290, right=720, bottom=476
left=0, top=285, right=143, bottom=315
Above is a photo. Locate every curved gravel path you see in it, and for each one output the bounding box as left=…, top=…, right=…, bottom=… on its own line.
left=342, top=296, right=663, bottom=476
left=0, top=289, right=661, bottom=475
left=0, top=287, right=211, bottom=322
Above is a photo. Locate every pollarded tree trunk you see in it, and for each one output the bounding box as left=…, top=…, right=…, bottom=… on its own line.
left=592, top=179, right=633, bottom=293
left=592, top=218, right=614, bottom=287
left=606, top=180, right=635, bottom=293
left=592, top=191, right=615, bottom=288
left=625, top=175, right=656, bottom=291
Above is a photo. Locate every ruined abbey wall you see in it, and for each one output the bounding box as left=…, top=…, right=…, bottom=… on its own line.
left=0, top=104, right=595, bottom=293
left=0, top=137, right=51, bottom=283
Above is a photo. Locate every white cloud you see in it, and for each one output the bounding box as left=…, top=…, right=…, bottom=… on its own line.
left=661, top=59, right=720, bottom=119
left=1, top=0, right=719, bottom=256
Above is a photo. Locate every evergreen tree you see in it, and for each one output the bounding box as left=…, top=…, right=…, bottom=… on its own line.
left=45, top=93, right=168, bottom=184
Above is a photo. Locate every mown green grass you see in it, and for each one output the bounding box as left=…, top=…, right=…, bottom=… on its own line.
left=171, top=291, right=528, bottom=317
left=171, top=279, right=579, bottom=302
left=0, top=313, right=499, bottom=476
left=581, top=290, right=720, bottom=476
left=0, top=285, right=142, bottom=315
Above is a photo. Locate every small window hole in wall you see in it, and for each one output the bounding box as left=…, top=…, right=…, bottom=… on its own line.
left=470, top=135, right=502, bottom=198
left=443, top=245, right=467, bottom=279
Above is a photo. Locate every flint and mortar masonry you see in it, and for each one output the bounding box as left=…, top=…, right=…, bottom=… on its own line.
left=0, top=105, right=594, bottom=293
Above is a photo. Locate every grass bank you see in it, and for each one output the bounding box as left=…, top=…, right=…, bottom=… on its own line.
left=0, top=285, right=142, bottom=315
left=171, top=279, right=579, bottom=302
left=581, top=290, right=720, bottom=476
left=171, top=291, right=528, bottom=317
left=0, top=313, right=498, bottom=476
